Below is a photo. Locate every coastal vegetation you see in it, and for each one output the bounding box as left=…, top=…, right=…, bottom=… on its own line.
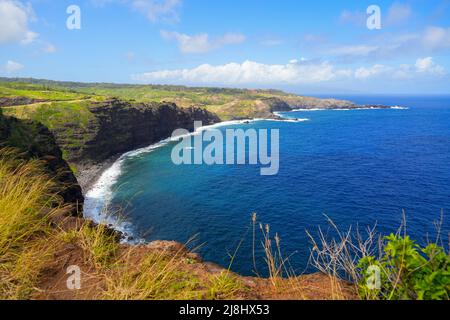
left=307, top=215, right=449, bottom=300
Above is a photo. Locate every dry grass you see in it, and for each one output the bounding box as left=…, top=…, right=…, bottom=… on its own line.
left=0, top=148, right=68, bottom=299
left=251, top=214, right=310, bottom=299
left=60, top=221, right=120, bottom=269
left=0, top=148, right=247, bottom=300
left=305, top=215, right=381, bottom=297
left=102, top=247, right=196, bottom=300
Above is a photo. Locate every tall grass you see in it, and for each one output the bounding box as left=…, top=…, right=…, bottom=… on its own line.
left=0, top=147, right=246, bottom=300
left=0, top=148, right=67, bottom=299
left=60, top=221, right=120, bottom=269
left=102, top=248, right=198, bottom=300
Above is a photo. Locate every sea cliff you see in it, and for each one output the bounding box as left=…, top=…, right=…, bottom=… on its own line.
left=0, top=108, right=83, bottom=213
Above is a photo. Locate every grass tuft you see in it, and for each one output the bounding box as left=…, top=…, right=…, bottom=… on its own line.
left=0, top=148, right=67, bottom=299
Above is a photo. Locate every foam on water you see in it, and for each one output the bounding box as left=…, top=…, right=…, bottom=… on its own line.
left=290, top=106, right=409, bottom=112
left=84, top=118, right=291, bottom=241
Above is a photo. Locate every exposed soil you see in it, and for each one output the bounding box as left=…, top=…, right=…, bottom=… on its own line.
left=35, top=230, right=358, bottom=300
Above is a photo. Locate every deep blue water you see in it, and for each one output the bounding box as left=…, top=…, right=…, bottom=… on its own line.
left=108, top=96, right=450, bottom=276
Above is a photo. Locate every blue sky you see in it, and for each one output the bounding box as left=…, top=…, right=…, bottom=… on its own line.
left=1, top=0, right=450, bottom=94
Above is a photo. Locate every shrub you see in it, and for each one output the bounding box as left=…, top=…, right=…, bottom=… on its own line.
left=357, top=235, right=450, bottom=300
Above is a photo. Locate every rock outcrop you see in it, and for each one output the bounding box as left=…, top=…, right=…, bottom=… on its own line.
left=279, top=96, right=392, bottom=110
left=0, top=97, right=44, bottom=107
left=79, top=99, right=220, bottom=163
left=18, top=99, right=220, bottom=190
left=0, top=108, right=84, bottom=214
left=263, top=97, right=292, bottom=113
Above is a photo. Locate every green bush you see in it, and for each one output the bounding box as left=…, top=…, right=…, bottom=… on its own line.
left=357, top=234, right=450, bottom=300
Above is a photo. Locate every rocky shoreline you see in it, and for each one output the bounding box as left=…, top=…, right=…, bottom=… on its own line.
left=75, top=157, right=120, bottom=194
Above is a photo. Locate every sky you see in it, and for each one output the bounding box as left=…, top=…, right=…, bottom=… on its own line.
left=1, top=0, right=450, bottom=94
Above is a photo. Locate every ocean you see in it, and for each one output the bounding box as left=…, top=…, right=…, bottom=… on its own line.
left=85, top=95, right=450, bottom=276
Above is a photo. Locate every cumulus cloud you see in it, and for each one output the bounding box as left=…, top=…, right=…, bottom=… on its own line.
left=415, top=57, right=445, bottom=75
left=92, top=0, right=182, bottom=23
left=355, top=64, right=390, bottom=79
left=3, top=60, right=24, bottom=73
left=160, top=30, right=246, bottom=54
left=355, top=57, right=445, bottom=80
left=132, top=58, right=446, bottom=85
left=0, top=0, right=38, bottom=44
left=133, top=60, right=350, bottom=85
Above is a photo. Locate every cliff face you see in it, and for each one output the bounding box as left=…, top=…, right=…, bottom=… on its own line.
left=0, top=109, right=84, bottom=214
left=51, top=99, right=219, bottom=164
left=79, top=99, right=220, bottom=163
left=264, top=97, right=292, bottom=112
left=2, top=98, right=220, bottom=193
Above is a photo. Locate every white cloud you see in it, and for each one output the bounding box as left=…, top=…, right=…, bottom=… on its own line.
left=132, top=58, right=446, bottom=85
left=132, top=0, right=181, bottom=23
left=355, top=64, right=390, bottom=79
left=415, top=57, right=445, bottom=75
left=160, top=30, right=246, bottom=54
left=4, top=60, right=24, bottom=73
left=355, top=57, right=445, bottom=80
left=0, top=0, right=38, bottom=44
left=133, top=60, right=347, bottom=85
left=92, top=0, right=182, bottom=23
left=415, top=57, right=433, bottom=72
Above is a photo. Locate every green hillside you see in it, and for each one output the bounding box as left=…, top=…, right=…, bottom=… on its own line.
left=0, top=78, right=356, bottom=121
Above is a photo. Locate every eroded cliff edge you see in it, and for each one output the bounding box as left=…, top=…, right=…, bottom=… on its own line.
left=79, top=99, right=220, bottom=162
left=0, top=108, right=84, bottom=214
left=1, top=98, right=220, bottom=205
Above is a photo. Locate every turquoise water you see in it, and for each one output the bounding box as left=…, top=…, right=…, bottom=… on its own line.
left=102, top=96, right=450, bottom=276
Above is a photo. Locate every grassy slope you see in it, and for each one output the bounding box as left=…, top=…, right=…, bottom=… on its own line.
left=0, top=80, right=342, bottom=121
left=2, top=100, right=98, bottom=161
left=0, top=82, right=90, bottom=101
